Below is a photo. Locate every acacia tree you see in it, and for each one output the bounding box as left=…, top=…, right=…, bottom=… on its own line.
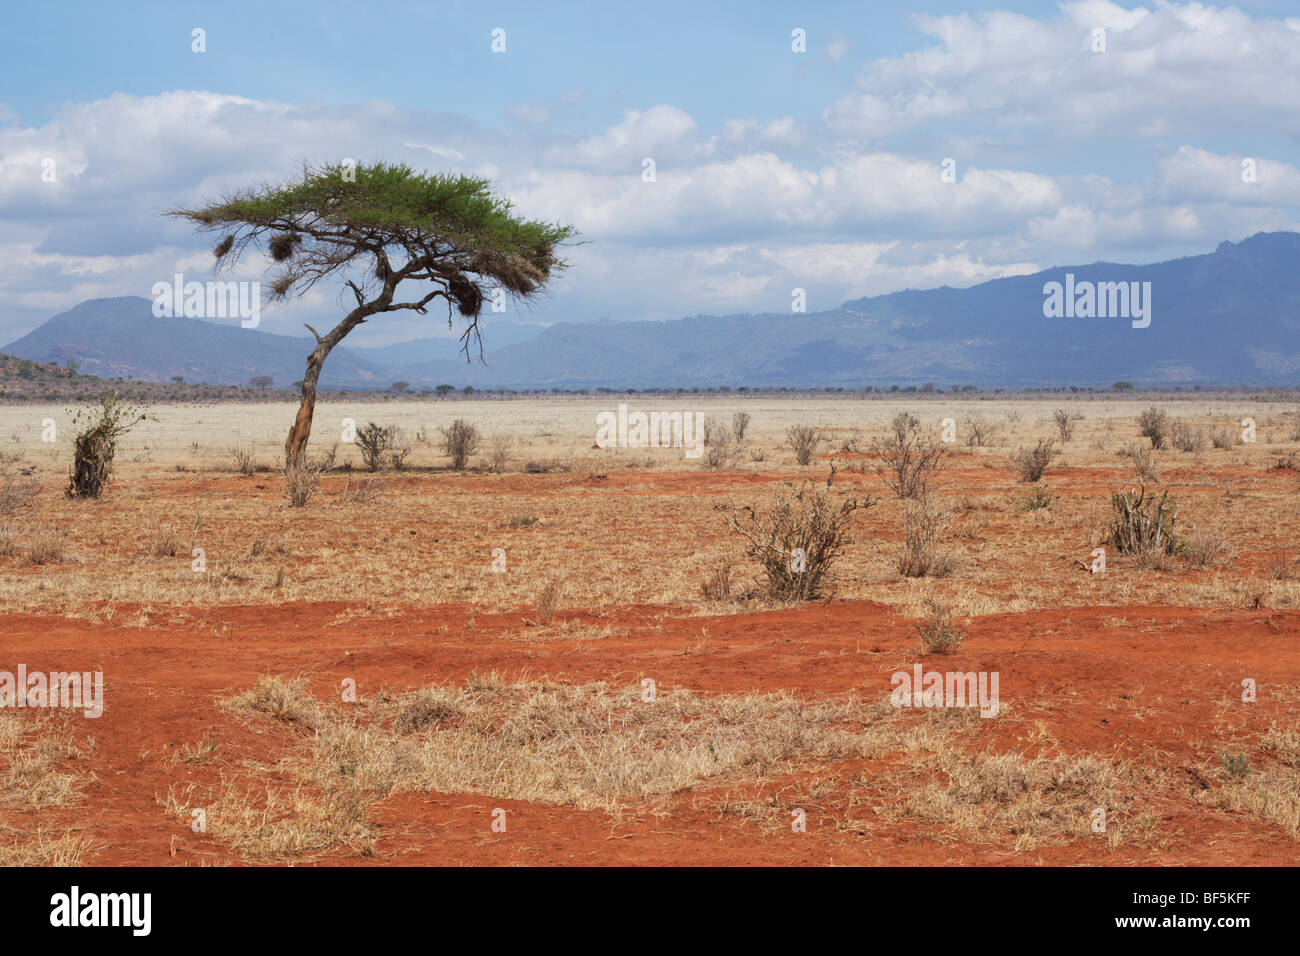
left=169, top=162, right=576, bottom=467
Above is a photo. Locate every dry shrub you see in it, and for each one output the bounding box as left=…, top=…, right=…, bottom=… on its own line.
left=704, top=426, right=742, bottom=469
left=338, top=477, right=383, bottom=504
left=897, top=494, right=957, bottom=578
left=871, top=412, right=946, bottom=498
left=1052, top=409, right=1076, bottom=442
left=0, top=465, right=39, bottom=515
left=1137, top=406, right=1169, bottom=449
left=66, top=395, right=148, bottom=499
left=485, top=434, right=512, bottom=474
left=0, top=522, right=16, bottom=557
left=534, top=580, right=563, bottom=624
left=1210, top=427, right=1237, bottom=450
left=440, top=419, right=481, bottom=470
left=1108, top=480, right=1179, bottom=557
left=141, top=522, right=181, bottom=557
left=726, top=482, right=869, bottom=601
left=699, top=560, right=733, bottom=601
left=282, top=457, right=328, bottom=508
left=963, top=417, right=997, bottom=448
left=731, top=411, right=752, bottom=442
left=355, top=422, right=396, bottom=472
left=1184, top=528, right=1228, bottom=568
left=915, top=600, right=963, bottom=654
left=25, top=529, right=66, bottom=566
left=1123, top=442, right=1159, bottom=482
left=1011, top=439, right=1057, bottom=483
left=786, top=424, right=821, bottom=466
left=1169, top=420, right=1205, bottom=452
left=230, top=446, right=256, bottom=476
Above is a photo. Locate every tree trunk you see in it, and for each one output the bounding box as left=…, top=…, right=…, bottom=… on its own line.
left=284, top=342, right=332, bottom=468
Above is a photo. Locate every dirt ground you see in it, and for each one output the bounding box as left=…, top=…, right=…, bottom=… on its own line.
left=1, top=397, right=1298, bottom=865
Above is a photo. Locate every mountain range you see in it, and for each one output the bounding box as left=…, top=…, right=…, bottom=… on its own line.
left=4, top=232, right=1298, bottom=388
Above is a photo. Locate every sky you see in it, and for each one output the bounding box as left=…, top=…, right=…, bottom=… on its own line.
left=1, top=0, right=1299, bottom=346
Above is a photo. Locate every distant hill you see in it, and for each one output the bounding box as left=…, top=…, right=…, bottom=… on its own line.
left=1, top=297, right=387, bottom=388
left=6, top=233, right=1299, bottom=388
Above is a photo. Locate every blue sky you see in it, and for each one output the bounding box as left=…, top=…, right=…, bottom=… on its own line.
left=2, top=0, right=1299, bottom=345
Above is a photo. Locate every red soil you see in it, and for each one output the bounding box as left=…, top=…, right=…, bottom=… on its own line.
left=3, top=599, right=1297, bottom=866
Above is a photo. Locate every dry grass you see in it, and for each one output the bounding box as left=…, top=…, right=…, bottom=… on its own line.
left=0, top=713, right=86, bottom=809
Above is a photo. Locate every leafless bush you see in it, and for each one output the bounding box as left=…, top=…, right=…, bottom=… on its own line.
left=534, top=580, right=563, bottom=624
left=704, top=426, right=742, bottom=469
left=897, top=493, right=957, bottom=578
left=142, top=522, right=182, bottom=557
left=725, top=482, right=870, bottom=601
left=871, top=412, right=947, bottom=499
left=338, top=477, right=383, bottom=504
left=1052, top=409, right=1076, bottom=442
left=0, top=521, right=16, bottom=557
left=1185, top=528, right=1228, bottom=568
left=0, top=465, right=39, bottom=515
left=1138, top=406, right=1169, bottom=450
left=731, top=411, right=752, bottom=442
left=282, top=457, right=329, bottom=508
left=231, top=446, right=257, bottom=476
left=699, top=561, right=733, bottom=601
left=1210, top=427, right=1237, bottom=450
left=1011, top=440, right=1058, bottom=483
left=786, top=424, right=821, bottom=466
left=1169, top=420, right=1205, bottom=453
left=485, top=434, right=513, bottom=474
left=963, top=417, right=997, bottom=448
left=440, top=419, right=481, bottom=470
left=1123, top=442, right=1160, bottom=482
left=1109, top=480, right=1179, bottom=556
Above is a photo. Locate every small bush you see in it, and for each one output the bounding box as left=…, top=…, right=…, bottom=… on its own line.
left=1184, top=528, right=1227, bottom=568
left=1123, top=442, right=1159, bottom=482
left=897, top=494, right=957, bottom=578
left=338, top=477, right=383, bottom=504
left=441, top=420, right=481, bottom=470
left=699, top=561, right=733, bottom=601
left=726, top=482, right=869, bottom=601
left=1022, top=485, right=1053, bottom=511
left=1108, top=481, right=1179, bottom=556
left=1011, top=440, right=1057, bottom=483
left=731, top=411, right=752, bottom=442
left=871, top=412, right=947, bottom=499
left=231, top=446, right=257, bottom=476
left=485, top=435, right=512, bottom=474
left=1169, top=420, right=1205, bottom=453
left=704, top=426, right=742, bottom=469
left=916, top=601, right=963, bottom=655
left=282, top=458, right=328, bottom=508
left=25, top=529, right=67, bottom=565
left=355, top=423, right=396, bottom=473
left=786, top=425, right=821, bottom=466
left=1137, top=407, right=1169, bottom=450
left=1220, top=753, right=1252, bottom=781
left=1052, top=409, right=1075, bottom=442
left=534, top=580, right=563, bottom=625
left=1209, top=427, right=1237, bottom=450
left=963, top=417, right=997, bottom=448
left=66, top=395, right=149, bottom=499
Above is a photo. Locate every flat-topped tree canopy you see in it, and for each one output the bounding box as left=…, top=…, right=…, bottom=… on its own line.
left=166, top=161, right=578, bottom=471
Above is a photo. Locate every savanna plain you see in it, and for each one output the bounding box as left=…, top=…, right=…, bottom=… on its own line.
left=1, top=395, right=1298, bottom=866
